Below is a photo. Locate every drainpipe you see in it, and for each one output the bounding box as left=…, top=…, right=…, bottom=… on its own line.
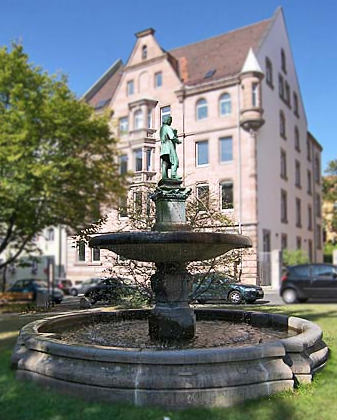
left=237, top=83, right=242, bottom=234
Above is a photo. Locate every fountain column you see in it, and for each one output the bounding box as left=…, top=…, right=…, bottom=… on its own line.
left=149, top=179, right=195, bottom=341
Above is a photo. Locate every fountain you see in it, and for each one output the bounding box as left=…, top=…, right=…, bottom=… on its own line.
left=11, top=116, right=328, bottom=409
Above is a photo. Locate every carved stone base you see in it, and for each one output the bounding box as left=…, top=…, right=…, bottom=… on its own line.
left=149, top=262, right=196, bottom=341
left=149, top=304, right=196, bottom=341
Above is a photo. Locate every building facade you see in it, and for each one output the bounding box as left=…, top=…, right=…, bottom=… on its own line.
left=66, top=8, right=323, bottom=287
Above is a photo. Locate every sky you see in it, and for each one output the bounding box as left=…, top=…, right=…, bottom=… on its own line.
left=1, top=0, right=336, bottom=170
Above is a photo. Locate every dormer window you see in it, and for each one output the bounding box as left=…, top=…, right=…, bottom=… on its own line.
left=142, top=45, right=147, bottom=60
left=281, top=49, right=287, bottom=73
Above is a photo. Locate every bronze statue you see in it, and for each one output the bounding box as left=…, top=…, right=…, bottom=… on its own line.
left=160, top=116, right=181, bottom=180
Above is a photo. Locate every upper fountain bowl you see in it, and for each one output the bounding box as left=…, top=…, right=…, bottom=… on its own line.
left=89, top=231, right=252, bottom=263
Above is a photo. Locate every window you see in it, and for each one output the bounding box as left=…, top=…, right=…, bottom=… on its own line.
left=281, top=48, right=287, bottom=73
left=119, top=196, right=128, bottom=218
left=280, top=111, right=286, bottom=139
left=92, top=247, right=100, bottom=262
left=134, top=148, right=142, bottom=172
left=312, top=264, right=337, bottom=277
left=307, top=137, right=312, bottom=161
left=127, top=80, right=134, bottom=96
left=155, top=72, right=162, bottom=88
left=134, top=109, right=143, bottom=129
left=281, top=233, right=288, bottom=250
left=220, top=182, right=233, bottom=210
left=307, top=170, right=312, bottom=195
left=285, top=82, right=290, bottom=106
left=78, top=241, right=85, bottom=262
left=133, top=191, right=142, bottom=214
left=296, top=198, right=302, bottom=227
left=263, top=230, right=271, bottom=252
left=295, top=160, right=301, bottom=188
left=147, top=110, right=153, bottom=128
left=295, top=126, right=300, bottom=151
left=145, top=148, right=152, bottom=171
left=296, top=236, right=302, bottom=250
left=196, top=184, right=209, bottom=210
left=316, top=224, right=322, bottom=249
left=219, top=93, right=231, bottom=116
left=293, top=92, right=299, bottom=116
left=220, top=137, right=233, bottom=162
left=252, top=83, right=259, bottom=107
left=265, top=57, right=273, bottom=87
left=196, top=140, right=209, bottom=166
left=160, top=106, right=171, bottom=124
left=314, top=155, right=320, bottom=183
left=46, top=228, right=54, bottom=241
left=119, top=117, right=128, bottom=136
left=315, top=193, right=321, bottom=217
left=281, top=189, right=288, bottom=223
left=280, top=149, right=287, bottom=179
left=142, top=45, right=147, bottom=60
left=278, top=74, right=284, bottom=99
left=308, top=204, right=313, bottom=231
left=119, top=154, right=128, bottom=175
left=196, top=98, right=208, bottom=120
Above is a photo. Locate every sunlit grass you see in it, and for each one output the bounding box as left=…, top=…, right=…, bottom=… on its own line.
left=0, top=304, right=337, bottom=419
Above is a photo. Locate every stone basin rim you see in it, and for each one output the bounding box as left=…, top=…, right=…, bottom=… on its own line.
left=89, top=231, right=252, bottom=248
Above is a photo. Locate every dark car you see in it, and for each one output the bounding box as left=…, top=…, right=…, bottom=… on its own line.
left=8, top=278, right=64, bottom=304
left=280, top=263, right=337, bottom=303
left=84, top=277, right=128, bottom=304
left=191, top=274, right=264, bottom=304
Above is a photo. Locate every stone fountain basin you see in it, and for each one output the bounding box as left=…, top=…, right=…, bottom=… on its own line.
left=12, top=309, right=328, bottom=409
left=89, top=232, right=252, bottom=263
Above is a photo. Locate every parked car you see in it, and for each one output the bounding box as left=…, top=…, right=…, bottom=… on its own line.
left=191, top=274, right=264, bottom=304
left=85, top=277, right=129, bottom=304
left=8, top=278, right=64, bottom=304
left=57, top=279, right=84, bottom=296
left=280, top=263, right=337, bottom=303
left=77, top=277, right=102, bottom=295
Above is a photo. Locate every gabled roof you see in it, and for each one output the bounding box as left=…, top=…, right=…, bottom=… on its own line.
left=83, top=17, right=272, bottom=105
left=83, top=59, right=124, bottom=108
left=169, top=19, right=271, bottom=85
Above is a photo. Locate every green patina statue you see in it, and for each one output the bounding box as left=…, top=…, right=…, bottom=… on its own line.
left=160, top=116, right=182, bottom=180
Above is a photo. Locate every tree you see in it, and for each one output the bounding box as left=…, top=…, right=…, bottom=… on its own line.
left=323, top=159, right=337, bottom=238
left=0, top=44, right=126, bottom=274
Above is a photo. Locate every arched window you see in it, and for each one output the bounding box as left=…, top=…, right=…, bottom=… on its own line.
left=134, top=109, right=143, bottom=129
left=142, top=45, right=147, bottom=60
left=196, top=98, right=208, bottom=120
left=295, top=126, right=300, bottom=151
left=219, top=93, right=231, bottom=116
left=280, top=111, right=286, bottom=139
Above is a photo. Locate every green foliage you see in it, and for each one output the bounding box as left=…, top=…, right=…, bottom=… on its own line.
left=282, top=249, right=309, bottom=266
left=0, top=44, right=126, bottom=270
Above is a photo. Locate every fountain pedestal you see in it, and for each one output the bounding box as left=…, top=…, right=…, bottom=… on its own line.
left=149, top=180, right=195, bottom=341
left=149, top=262, right=195, bottom=341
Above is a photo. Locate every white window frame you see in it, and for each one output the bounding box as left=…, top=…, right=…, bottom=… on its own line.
left=196, top=140, right=209, bottom=167
left=196, top=98, right=208, bottom=120
left=219, top=93, right=231, bottom=116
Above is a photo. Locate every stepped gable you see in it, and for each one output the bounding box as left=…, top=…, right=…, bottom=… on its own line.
left=169, top=19, right=271, bottom=86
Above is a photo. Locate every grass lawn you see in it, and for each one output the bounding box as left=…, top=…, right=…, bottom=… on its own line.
left=1, top=304, right=337, bottom=420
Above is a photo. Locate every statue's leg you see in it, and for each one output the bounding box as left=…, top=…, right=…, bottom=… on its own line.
left=171, top=162, right=182, bottom=180
left=161, top=159, right=169, bottom=179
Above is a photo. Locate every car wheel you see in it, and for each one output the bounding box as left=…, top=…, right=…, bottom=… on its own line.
left=70, top=288, right=78, bottom=296
left=281, top=288, right=298, bottom=304
left=228, top=290, right=242, bottom=304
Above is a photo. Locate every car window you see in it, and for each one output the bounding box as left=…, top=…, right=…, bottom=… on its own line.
left=312, top=265, right=335, bottom=278
left=290, top=266, right=309, bottom=278
left=13, top=281, right=24, bottom=289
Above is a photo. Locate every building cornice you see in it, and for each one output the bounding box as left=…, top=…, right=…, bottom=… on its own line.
left=175, top=75, right=239, bottom=99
